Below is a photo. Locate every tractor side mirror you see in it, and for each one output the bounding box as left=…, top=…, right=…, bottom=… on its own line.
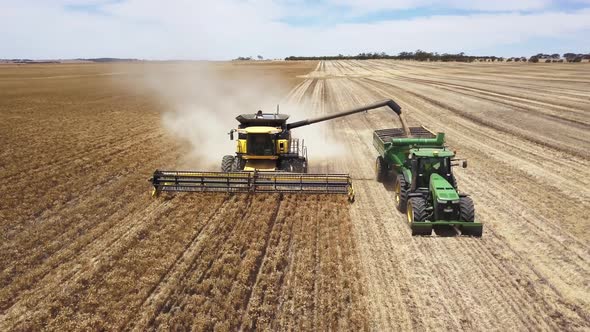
left=462, top=160, right=468, bottom=168
left=229, top=130, right=234, bottom=140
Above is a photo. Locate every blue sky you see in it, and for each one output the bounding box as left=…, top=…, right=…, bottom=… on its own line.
left=1, top=0, right=589, bottom=59
left=279, top=0, right=590, bottom=25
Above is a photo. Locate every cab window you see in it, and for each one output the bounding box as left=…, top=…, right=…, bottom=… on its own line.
left=247, top=134, right=275, bottom=156
left=416, top=157, right=450, bottom=187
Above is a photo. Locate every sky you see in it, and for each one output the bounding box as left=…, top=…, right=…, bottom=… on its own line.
left=1, top=0, right=589, bottom=59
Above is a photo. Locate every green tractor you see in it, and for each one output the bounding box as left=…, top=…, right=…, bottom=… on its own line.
left=373, top=111, right=482, bottom=236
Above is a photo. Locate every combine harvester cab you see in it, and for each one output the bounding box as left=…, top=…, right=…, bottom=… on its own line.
left=373, top=116, right=483, bottom=236
left=151, top=99, right=404, bottom=203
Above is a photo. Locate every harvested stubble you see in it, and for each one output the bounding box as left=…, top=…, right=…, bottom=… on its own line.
left=0, top=193, right=367, bottom=331
left=1, top=61, right=370, bottom=331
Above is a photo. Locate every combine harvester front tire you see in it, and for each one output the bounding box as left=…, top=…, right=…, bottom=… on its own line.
left=221, top=155, right=234, bottom=172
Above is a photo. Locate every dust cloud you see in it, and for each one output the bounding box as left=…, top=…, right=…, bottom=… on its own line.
left=115, top=62, right=345, bottom=170
left=278, top=99, right=348, bottom=169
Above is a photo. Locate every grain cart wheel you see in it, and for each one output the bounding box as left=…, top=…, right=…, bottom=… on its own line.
left=375, top=156, right=386, bottom=182
left=407, top=197, right=431, bottom=235
left=394, top=175, right=409, bottom=213
left=459, top=197, right=481, bottom=237
left=221, top=155, right=235, bottom=172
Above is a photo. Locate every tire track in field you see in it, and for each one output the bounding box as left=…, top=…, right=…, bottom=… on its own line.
left=1, top=103, right=163, bottom=182
left=360, top=76, right=590, bottom=213
left=360, top=75, right=588, bottom=326
left=245, top=199, right=298, bottom=329
left=1, top=129, right=172, bottom=239
left=146, top=194, right=261, bottom=330
left=416, top=71, right=590, bottom=104
left=0, top=199, right=174, bottom=328
left=366, top=77, right=590, bottom=158
left=123, top=194, right=231, bottom=330
left=307, top=60, right=590, bottom=330
left=240, top=195, right=293, bottom=330
left=389, top=75, right=589, bottom=126
left=321, top=76, right=417, bottom=330
left=358, top=72, right=587, bottom=259
left=0, top=142, right=179, bottom=305
left=58, top=195, right=227, bottom=329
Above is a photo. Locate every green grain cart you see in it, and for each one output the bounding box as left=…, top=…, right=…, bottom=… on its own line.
left=373, top=110, right=482, bottom=236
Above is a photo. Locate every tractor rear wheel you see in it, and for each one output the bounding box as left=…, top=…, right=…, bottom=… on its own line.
left=407, top=197, right=431, bottom=235
left=394, top=175, right=409, bottom=213
left=459, top=197, right=475, bottom=222
left=221, top=155, right=235, bottom=172
left=375, top=156, right=386, bottom=182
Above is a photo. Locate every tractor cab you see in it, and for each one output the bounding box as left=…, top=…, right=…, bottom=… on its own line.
left=410, top=148, right=455, bottom=191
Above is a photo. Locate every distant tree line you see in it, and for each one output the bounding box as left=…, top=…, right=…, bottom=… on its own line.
left=284, top=50, right=590, bottom=63
left=0, top=59, right=60, bottom=64
left=232, top=55, right=264, bottom=61
left=285, top=51, right=502, bottom=62
left=77, top=58, right=139, bottom=63
left=527, top=53, right=590, bottom=63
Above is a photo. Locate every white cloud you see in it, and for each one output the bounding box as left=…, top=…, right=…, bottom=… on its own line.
left=0, top=0, right=589, bottom=59
left=326, top=0, right=552, bottom=12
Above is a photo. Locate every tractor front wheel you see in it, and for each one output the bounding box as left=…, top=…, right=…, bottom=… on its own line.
left=459, top=196, right=481, bottom=237
left=221, top=155, right=235, bottom=172
left=459, top=197, right=475, bottom=222
left=394, top=175, right=409, bottom=213
left=407, top=197, right=431, bottom=235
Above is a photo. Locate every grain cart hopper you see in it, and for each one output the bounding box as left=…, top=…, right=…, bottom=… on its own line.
left=151, top=99, right=404, bottom=202
left=373, top=112, right=482, bottom=236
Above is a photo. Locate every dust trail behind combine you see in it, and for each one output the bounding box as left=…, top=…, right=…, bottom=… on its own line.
left=295, top=60, right=590, bottom=331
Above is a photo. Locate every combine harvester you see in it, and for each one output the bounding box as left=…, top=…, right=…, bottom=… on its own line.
left=373, top=107, right=483, bottom=236
left=151, top=99, right=405, bottom=202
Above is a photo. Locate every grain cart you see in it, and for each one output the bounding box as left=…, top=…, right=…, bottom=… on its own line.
left=373, top=112, right=482, bottom=236
left=151, top=99, right=404, bottom=202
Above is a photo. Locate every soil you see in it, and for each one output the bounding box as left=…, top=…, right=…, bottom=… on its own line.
left=1, top=60, right=588, bottom=331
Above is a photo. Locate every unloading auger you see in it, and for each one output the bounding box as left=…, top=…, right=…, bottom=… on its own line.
left=150, top=99, right=405, bottom=202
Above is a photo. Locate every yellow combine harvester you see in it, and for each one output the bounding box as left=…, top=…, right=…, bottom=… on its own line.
left=150, top=99, right=407, bottom=201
